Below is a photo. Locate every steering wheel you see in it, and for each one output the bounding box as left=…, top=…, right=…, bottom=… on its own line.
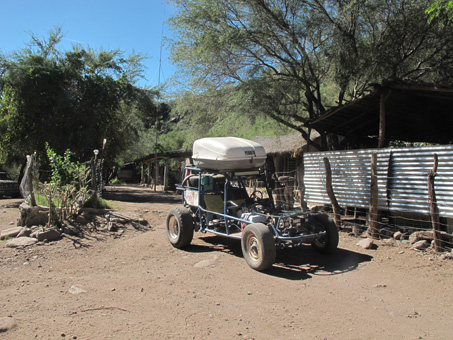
left=249, top=190, right=263, bottom=202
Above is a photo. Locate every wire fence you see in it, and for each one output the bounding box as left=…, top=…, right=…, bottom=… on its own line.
left=255, top=145, right=453, bottom=254
left=302, top=145, right=453, bottom=253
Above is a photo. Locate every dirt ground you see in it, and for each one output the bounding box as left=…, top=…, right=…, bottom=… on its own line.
left=1, top=185, right=453, bottom=340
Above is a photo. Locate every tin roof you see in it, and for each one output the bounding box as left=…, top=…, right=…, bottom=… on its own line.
left=306, top=82, right=453, bottom=144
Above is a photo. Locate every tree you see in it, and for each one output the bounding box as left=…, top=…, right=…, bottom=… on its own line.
left=427, top=0, right=453, bottom=22
left=0, top=27, right=157, bottom=167
left=169, top=0, right=453, bottom=149
left=169, top=84, right=292, bottom=149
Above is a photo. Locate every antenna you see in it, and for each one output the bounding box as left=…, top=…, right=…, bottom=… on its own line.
left=155, top=7, right=165, bottom=192
left=158, top=8, right=165, bottom=87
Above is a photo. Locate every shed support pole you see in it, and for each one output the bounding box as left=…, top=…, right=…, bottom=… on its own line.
left=164, top=164, right=168, bottom=191
left=323, top=157, right=341, bottom=227
left=378, top=89, right=391, bottom=148
left=154, top=158, right=158, bottom=192
left=296, top=153, right=308, bottom=211
left=428, top=154, right=442, bottom=252
left=147, top=163, right=152, bottom=186
left=141, top=163, right=145, bottom=184
left=368, top=153, right=379, bottom=239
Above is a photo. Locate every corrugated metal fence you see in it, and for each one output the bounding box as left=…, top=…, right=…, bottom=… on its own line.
left=303, top=145, right=453, bottom=217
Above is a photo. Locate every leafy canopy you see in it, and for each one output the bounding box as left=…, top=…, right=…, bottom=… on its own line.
left=0, top=27, right=158, bottom=166
left=169, top=0, right=453, bottom=149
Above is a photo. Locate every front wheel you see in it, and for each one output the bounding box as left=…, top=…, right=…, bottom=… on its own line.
left=166, top=207, right=194, bottom=248
left=311, top=214, right=339, bottom=253
left=241, top=223, right=276, bottom=271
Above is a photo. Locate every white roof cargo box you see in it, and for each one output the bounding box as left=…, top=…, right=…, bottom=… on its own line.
left=192, top=137, right=267, bottom=171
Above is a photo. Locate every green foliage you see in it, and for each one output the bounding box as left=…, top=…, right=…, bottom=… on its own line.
left=37, top=145, right=91, bottom=226
left=110, top=177, right=124, bottom=185
left=84, top=195, right=112, bottom=209
left=169, top=0, right=453, bottom=149
left=0, top=27, right=158, bottom=167
left=46, top=143, right=85, bottom=189
left=167, top=85, right=292, bottom=150
left=427, top=0, right=453, bottom=22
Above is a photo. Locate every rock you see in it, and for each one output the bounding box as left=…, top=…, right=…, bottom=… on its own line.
left=17, top=227, right=32, bottom=238
left=17, top=202, right=52, bottom=227
left=109, top=217, right=125, bottom=224
left=76, top=215, right=88, bottom=225
left=440, top=253, right=453, bottom=260
left=194, top=255, right=218, bottom=268
left=33, top=228, right=61, bottom=242
left=381, top=238, right=395, bottom=247
left=412, top=240, right=430, bottom=251
left=61, top=225, right=77, bottom=235
left=0, top=227, right=24, bottom=240
left=380, top=228, right=394, bottom=238
left=68, top=285, right=87, bottom=294
left=107, top=222, right=117, bottom=232
left=400, top=240, right=412, bottom=247
left=357, top=238, right=375, bottom=249
left=5, top=237, right=38, bottom=248
left=409, top=231, right=434, bottom=244
left=0, top=316, right=16, bottom=333
left=393, top=231, right=403, bottom=240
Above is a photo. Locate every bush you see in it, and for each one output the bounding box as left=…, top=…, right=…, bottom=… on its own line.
left=37, top=145, right=92, bottom=226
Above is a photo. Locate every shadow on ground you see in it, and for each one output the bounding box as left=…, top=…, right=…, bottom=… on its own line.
left=190, top=234, right=373, bottom=281
left=0, top=199, right=22, bottom=208
left=103, top=185, right=181, bottom=204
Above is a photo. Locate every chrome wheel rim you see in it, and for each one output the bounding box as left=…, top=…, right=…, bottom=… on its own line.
left=168, top=215, right=179, bottom=240
left=246, top=234, right=260, bottom=262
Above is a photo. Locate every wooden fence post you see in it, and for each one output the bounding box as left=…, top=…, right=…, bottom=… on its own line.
left=368, top=153, right=379, bottom=239
left=428, top=154, right=442, bottom=252
left=296, top=153, right=309, bottom=211
left=323, top=157, right=341, bottom=227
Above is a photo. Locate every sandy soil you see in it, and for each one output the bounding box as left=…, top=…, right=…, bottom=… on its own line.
left=1, top=185, right=453, bottom=340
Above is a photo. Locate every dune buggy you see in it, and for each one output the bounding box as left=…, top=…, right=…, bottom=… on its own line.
left=166, top=137, right=338, bottom=271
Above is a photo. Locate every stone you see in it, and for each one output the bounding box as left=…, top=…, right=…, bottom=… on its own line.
left=412, top=240, right=430, bottom=251
left=409, top=231, right=434, bottom=244
left=17, top=202, right=52, bottom=227
left=61, top=225, right=77, bottom=235
left=381, top=238, right=395, bottom=247
left=393, top=231, right=403, bottom=240
left=0, top=227, right=24, bottom=240
left=380, top=228, right=394, bottom=238
left=400, top=240, right=412, bottom=247
left=68, top=285, right=87, bottom=294
left=17, top=227, right=32, bottom=238
left=107, top=222, right=117, bottom=232
left=0, top=317, right=16, bottom=333
left=76, top=215, right=88, bottom=225
left=33, top=228, right=61, bottom=242
left=5, top=237, right=38, bottom=248
left=356, top=238, right=375, bottom=249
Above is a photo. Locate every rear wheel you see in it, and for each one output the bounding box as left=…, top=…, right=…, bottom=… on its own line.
left=311, top=214, right=339, bottom=253
left=241, top=223, right=276, bottom=271
left=166, top=207, right=194, bottom=248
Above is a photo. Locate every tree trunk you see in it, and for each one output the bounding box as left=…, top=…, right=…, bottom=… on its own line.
left=296, top=153, right=308, bottom=211
left=368, top=153, right=379, bottom=239
left=428, top=154, right=442, bottom=252
left=323, top=157, right=341, bottom=226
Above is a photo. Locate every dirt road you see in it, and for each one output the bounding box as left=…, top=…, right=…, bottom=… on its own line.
left=1, top=185, right=453, bottom=339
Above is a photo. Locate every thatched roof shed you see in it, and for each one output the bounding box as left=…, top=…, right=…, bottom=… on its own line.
left=253, top=132, right=320, bottom=155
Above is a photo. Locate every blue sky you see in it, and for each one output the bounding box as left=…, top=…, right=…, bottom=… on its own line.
left=0, top=0, right=176, bottom=89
